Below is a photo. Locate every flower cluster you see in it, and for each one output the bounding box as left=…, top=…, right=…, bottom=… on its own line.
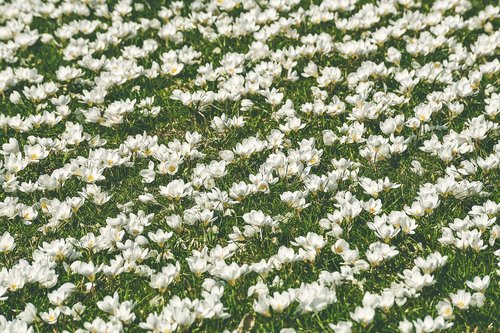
left=0, top=0, right=498, bottom=332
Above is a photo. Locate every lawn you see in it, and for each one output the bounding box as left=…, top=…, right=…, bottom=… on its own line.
left=0, top=0, right=499, bottom=332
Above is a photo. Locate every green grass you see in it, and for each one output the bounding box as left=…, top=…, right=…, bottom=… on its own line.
left=0, top=0, right=499, bottom=332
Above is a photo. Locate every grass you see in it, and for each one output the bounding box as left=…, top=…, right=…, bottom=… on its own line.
left=0, top=0, right=499, bottom=332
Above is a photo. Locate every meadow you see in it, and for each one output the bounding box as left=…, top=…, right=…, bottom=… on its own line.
left=0, top=0, right=499, bottom=332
